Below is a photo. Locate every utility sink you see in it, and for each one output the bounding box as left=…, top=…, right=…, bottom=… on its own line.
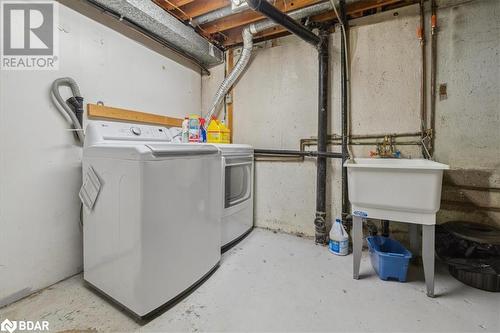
left=344, top=158, right=449, bottom=225
left=345, top=158, right=449, bottom=297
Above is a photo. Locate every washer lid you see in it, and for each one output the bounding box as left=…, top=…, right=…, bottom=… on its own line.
left=84, top=143, right=220, bottom=161
left=147, top=144, right=219, bottom=157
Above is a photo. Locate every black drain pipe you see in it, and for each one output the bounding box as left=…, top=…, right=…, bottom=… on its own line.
left=254, top=149, right=342, bottom=159
left=246, top=0, right=320, bottom=46
left=315, top=31, right=330, bottom=245
left=339, top=0, right=350, bottom=231
left=247, top=0, right=330, bottom=244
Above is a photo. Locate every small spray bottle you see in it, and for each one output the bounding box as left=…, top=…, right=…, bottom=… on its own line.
left=199, top=118, right=207, bottom=143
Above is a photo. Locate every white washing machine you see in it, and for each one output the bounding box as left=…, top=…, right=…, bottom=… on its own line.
left=215, top=144, right=254, bottom=250
left=82, top=121, right=222, bottom=318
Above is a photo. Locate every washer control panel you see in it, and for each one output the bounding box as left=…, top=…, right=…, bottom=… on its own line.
left=86, top=121, right=172, bottom=145
left=130, top=126, right=142, bottom=136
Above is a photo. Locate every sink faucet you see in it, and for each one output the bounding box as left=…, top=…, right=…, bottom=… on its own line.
left=370, top=136, right=401, bottom=158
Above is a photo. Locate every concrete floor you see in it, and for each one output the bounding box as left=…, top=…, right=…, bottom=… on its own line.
left=1, top=228, right=499, bottom=332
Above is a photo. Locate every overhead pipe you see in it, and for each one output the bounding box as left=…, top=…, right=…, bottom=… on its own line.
left=204, top=0, right=335, bottom=123
left=250, top=1, right=333, bottom=32
left=246, top=0, right=321, bottom=46
left=195, top=0, right=368, bottom=29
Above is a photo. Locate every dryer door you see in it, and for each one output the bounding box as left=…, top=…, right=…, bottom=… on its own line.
left=224, top=156, right=253, bottom=209
left=222, top=154, right=254, bottom=247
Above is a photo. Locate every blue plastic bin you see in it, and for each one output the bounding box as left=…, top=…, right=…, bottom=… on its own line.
left=367, top=236, right=412, bottom=282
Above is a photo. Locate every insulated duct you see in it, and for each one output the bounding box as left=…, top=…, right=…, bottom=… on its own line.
left=87, top=0, right=224, bottom=68
left=191, top=6, right=234, bottom=26
left=191, top=0, right=267, bottom=27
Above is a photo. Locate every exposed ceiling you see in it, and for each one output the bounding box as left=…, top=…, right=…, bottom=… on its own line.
left=152, top=0, right=418, bottom=49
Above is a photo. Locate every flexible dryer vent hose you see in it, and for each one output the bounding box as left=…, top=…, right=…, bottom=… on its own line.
left=51, top=77, right=85, bottom=144
left=204, top=28, right=253, bottom=125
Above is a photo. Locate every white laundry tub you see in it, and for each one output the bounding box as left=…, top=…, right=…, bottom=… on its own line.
left=344, top=158, right=449, bottom=225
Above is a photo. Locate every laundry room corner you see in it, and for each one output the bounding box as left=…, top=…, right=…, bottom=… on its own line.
left=1, top=0, right=499, bottom=331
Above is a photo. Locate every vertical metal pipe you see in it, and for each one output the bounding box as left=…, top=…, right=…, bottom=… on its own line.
left=430, top=0, right=437, bottom=156
left=381, top=220, right=390, bottom=237
left=245, top=0, right=331, bottom=244
left=314, top=30, right=330, bottom=245
left=339, top=0, right=350, bottom=230
left=419, top=0, right=427, bottom=157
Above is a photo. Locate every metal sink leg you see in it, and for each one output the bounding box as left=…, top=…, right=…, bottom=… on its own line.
left=353, top=215, right=363, bottom=279
left=422, top=224, right=436, bottom=297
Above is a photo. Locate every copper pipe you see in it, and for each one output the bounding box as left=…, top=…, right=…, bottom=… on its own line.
left=319, top=131, right=422, bottom=140
left=419, top=0, right=428, bottom=157
left=255, top=133, right=423, bottom=162
left=430, top=0, right=437, bottom=156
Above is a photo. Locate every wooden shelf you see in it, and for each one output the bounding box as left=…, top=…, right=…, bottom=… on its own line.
left=87, top=103, right=184, bottom=127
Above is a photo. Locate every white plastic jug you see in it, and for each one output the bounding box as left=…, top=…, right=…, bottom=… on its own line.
left=329, top=219, right=349, bottom=256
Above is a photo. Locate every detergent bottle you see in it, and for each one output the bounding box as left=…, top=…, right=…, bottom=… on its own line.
left=188, top=114, right=200, bottom=143
left=329, top=219, right=349, bottom=256
left=207, top=117, right=222, bottom=143
left=219, top=120, right=231, bottom=144
left=181, top=117, right=189, bottom=143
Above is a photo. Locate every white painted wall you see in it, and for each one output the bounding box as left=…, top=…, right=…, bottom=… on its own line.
left=202, top=0, right=499, bottom=236
left=0, top=3, right=201, bottom=306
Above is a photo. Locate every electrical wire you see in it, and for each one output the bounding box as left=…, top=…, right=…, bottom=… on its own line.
left=330, top=0, right=349, bottom=83
left=161, top=0, right=228, bottom=42
left=329, top=0, right=353, bottom=159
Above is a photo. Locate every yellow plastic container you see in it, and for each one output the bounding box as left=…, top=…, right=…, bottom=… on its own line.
left=219, top=121, right=231, bottom=144
left=207, top=118, right=222, bottom=143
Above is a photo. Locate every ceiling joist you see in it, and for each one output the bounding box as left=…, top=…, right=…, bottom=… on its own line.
left=151, top=0, right=418, bottom=49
